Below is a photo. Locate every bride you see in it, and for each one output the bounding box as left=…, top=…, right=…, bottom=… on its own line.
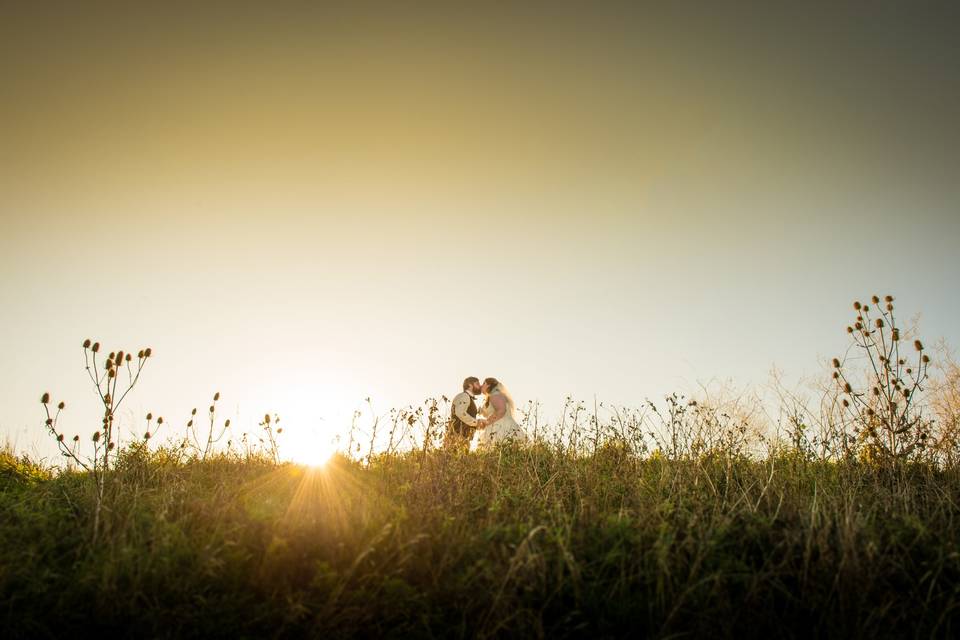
left=475, top=377, right=527, bottom=448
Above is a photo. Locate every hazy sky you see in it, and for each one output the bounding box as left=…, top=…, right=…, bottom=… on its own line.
left=3, top=2, right=959, bottom=462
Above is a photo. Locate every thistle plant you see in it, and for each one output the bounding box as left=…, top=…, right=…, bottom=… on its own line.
left=186, top=392, right=232, bottom=460
left=41, top=338, right=156, bottom=540
left=832, top=295, right=932, bottom=462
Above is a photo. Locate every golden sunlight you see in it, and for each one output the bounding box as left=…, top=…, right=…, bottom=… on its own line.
left=284, top=426, right=337, bottom=467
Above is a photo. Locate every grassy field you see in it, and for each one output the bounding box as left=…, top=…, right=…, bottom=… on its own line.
left=3, top=443, right=959, bottom=639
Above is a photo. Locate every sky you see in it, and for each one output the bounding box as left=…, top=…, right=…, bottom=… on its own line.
left=2, top=2, right=959, bottom=463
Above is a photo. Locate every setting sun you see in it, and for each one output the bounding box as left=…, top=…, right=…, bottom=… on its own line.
left=282, top=424, right=338, bottom=467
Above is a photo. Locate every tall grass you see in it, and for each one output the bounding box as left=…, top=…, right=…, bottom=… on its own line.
left=2, top=444, right=959, bottom=638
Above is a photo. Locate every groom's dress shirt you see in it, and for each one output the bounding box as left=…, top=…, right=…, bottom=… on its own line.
left=451, top=392, right=479, bottom=428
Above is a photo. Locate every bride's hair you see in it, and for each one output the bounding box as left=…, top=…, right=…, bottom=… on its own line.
left=482, top=377, right=499, bottom=391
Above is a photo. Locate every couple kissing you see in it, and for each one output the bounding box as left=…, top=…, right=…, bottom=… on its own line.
left=445, top=376, right=527, bottom=450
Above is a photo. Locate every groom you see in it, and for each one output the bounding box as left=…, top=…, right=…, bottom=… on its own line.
left=445, top=376, right=487, bottom=449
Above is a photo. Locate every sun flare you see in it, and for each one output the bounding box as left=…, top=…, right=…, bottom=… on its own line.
left=286, top=432, right=337, bottom=467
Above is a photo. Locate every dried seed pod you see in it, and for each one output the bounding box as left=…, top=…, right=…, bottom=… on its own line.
left=871, top=295, right=879, bottom=304
left=108, top=442, right=115, bottom=450
left=157, top=417, right=164, bottom=425
left=58, top=401, right=65, bottom=410
left=92, top=342, right=100, bottom=353
left=144, top=432, right=151, bottom=440
left=885, top=295, right=893, bottom=302
left=915, top=340, right=924, bottom=351
left=41, top=392, right=50, bottom=404
left=57, top=434, right=64, bottom=442
left=922, top=355, right=931, bottom=364
left=213, top=392, right=220, bottom=401
left=875, top=319, right=883, bottom=328
left=832, top=358, right=840, bottom=368
left=144, top=348, right=152, bottom=358
left=92, top=431, right=101, bottom=442
left=843, top=383, right=852, bottom=393
left=853, top=301, right=862, bottom=310
left=225, top=419, right=231, bottom=428
left=146, top=412, right=153, bottom=421
left=73, top=435, right=79, bottom=442
left=83, top=339, right=92, bottom=349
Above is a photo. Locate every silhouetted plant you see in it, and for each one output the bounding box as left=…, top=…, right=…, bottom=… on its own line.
left=41, top=338, right=156, bottom=540
left=831, top=295, right=932, bottom=462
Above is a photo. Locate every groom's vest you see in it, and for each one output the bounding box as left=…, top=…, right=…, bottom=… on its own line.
left=450, top=394, right=478, bottom=437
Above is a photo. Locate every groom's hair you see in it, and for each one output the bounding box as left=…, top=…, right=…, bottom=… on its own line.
left=463, top=376, right=479, bottom=390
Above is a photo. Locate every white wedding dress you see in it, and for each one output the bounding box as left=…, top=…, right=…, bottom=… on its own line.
left=476, top=387, right=527, bottom=448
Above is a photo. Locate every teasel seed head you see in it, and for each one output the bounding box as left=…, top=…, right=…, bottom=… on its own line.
left=854, top=301, right=862, bottom=310
left=855, top=322, right=862, bottom=330
left=83, top=339, right=92, bottom=349
left=144, top=348, right=152, bottom=358
left=108, top=441, right=115, bottom=451
left=832, top=358, right=840, bottom=368
left=832, top=371, right=840, bottom=379
left=191, top=408, right=197, bottom=416
left=903, top=388, right=910, bottom=398
left=108, top=369, right=116, bottom=378
left=115, top=351, right=124, bottom=364
left=885, top=295, right=893, bottom=303
left=92, top=342, right=100, bottom=353
left=208, top=405, right=215, bottom=414
left=56, top=433, right=64, bottom=442
left=871, top=295, right=879, bottom=304
left=58, top=401, right=65, bottom=410
left=915, top=340, right=924, bottom=351
left=875, top=319, right=883, bottom=328
left=843, top=383, right=852, bottom=394
left=41, top=392, right=50, bottom=404
left=108, top=352, right=115, bottom=361
left=92, top=431, right=101, bottom=442
left=45, top=418, right=53, bottom=426
left=276, top=427, right=283, bottom=434
left=138, top=350, right=144, bottom=359
left=144, top=432, right=151, bottom=440
left=872, top=387, right=880, bottom=396
left=907, top=367, right=913, bottom=374
left=125, top=353, right=132, bottom=362
left=892, top=329, right=900, bottom=341
left=846, top=326, right=854, bottom=333
left=922, top=355, right=930, bottom=364
left=886, top=303, right=893, bottom=311
left=225, top=419, right=231, bottom=428
left=213, top=392, right=220, bottom=401
left=72, top=435, right=79, bottom=442
left=264, top=414, right=271, bottom=424
left=187, top=419, right=193, bottom=428
left=842, top=399, right=850, bottom=407
left=104, top=394, right=111, bottom=404
left=157, top=417, right=163, bottom=425
left=146, top=412, right=153, bottom=421
left=866, top=408, right=875, bottom=416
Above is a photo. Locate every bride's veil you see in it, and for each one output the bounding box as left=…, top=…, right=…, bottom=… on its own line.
left=493, top=383, right=516, bottom=416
